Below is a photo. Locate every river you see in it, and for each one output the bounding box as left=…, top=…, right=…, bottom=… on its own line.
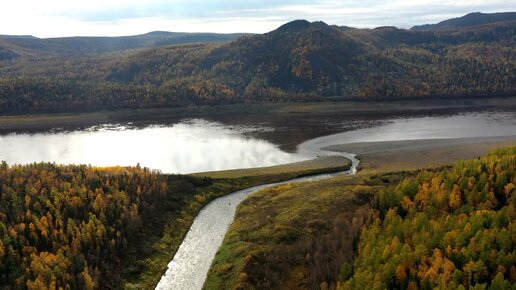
left=0, top=109, right=514, bottom=173
left=1, top=109, right=515, bottom=289
left=151, top=109, right=515, bottom=290
left=154, top=150, right=359, bottom=290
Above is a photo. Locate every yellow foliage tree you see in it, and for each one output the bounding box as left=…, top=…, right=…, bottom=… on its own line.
left=449, top=185, right=462, bottom=209
left=82, top=267, right=95, bottom=290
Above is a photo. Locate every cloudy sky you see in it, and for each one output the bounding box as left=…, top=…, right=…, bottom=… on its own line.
left=0, top=0, right=514, bottom=37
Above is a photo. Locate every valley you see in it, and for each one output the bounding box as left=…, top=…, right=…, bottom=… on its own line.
left=0, top=10, right=515, bottom=290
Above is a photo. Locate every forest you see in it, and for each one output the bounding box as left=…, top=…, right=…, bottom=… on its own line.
left=205, top=147, right=515, bottom=290
left=0, top=160, right=346, bottom=289
left=0, top=18, right=515, bottom=113
left=339, top=147, right=516, bottom=289
left=0, top=162, right=213, bottom=289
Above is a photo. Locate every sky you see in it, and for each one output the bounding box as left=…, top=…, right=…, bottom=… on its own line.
left=0, top=0, right=514, bottom=37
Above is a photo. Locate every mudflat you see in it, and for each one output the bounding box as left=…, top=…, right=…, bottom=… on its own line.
left=325, top=135, right=516, bottom=172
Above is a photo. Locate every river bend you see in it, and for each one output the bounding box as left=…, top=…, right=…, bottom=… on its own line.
left=154, top=150, right=358, bottom=290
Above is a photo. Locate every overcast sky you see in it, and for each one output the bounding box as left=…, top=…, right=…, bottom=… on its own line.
left=0, top=0, right=514, bottom=37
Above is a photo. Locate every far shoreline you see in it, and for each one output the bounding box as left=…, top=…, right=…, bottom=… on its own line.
left=1, top=96, right=515, bottom=134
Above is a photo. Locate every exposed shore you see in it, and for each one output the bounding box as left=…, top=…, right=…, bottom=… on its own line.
left=194, top=135, right=516, bottom=181
left=325, top=135, right=516, bottom=172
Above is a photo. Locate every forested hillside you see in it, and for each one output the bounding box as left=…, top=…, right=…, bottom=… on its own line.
left=339, top=147, right=516, bottom=289
left=0, top=160, right=343, bottom=289
left=411, top=12, right=516, bottom=31
left=0, top=14, right=515, bottom=113
left=205, top=147, right=515, bottom=290
left=0, top=163, right=211, bottom=289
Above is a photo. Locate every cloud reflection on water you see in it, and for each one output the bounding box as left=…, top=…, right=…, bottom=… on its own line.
left=0, top=119, right=306, bottom=174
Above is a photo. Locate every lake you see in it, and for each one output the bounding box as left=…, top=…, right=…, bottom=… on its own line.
left=0, top=109, right=515, bottom=173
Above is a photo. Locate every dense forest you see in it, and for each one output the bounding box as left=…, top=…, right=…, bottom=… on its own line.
left=339, top=147, right=516, bottom=289
left=205, top=147, right=515, bottom=290
left=0, top=162, right=212, bottom=289
left=0, top=13, right=515, bottom=113
left=0, top=160, right=342, bottom=289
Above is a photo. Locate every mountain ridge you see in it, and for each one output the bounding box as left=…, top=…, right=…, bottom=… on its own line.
left=411, top=12, right=516, bottom=31
left=0, top=31, right=246, bottom=59
left=0, top=14, right=515, bottom=113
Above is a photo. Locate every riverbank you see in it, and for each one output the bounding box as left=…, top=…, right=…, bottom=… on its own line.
left=325, top=135, right=516, bottom=173
left=193, top=156, right=351, bottom=179
left=203, top=136, right=516, bottom=289
left=1, top=96, right=515, bottom=133
left=124, top=160, right=352, bottom=290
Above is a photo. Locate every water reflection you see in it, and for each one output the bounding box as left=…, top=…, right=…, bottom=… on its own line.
left=298, top=110, right=516, bottom=154
left=1, top=110, right=515, bottom=174
left=0, top=119, right=305, bottom=174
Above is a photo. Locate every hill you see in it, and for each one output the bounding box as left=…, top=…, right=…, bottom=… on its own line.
left=0, top=14, right=515, bottom=113
left=0, top=31, right=245, bottom=60
left=411, top=12, right=516, bottom=31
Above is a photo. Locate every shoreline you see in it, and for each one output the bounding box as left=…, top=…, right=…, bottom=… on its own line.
left=1, top=97, right=515, bottom=134
left=154, top=134, right=516, bottom=289
left=192, top=156, right=351, bottom=179
left=325, top=135, right=516, bottom=173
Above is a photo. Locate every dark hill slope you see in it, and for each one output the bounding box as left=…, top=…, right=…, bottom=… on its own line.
left=0, top=15, right=515, bottom=113
left=108, top=20, right=368, bottom=97
left=411, top=12, right=516, bottom=31
left=107, top=19, right=515, bottom=100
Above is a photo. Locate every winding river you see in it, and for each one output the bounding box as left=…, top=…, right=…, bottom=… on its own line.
left=153, top=109, right=516, bottom=290
left=154, top=147, right=359, bottom=290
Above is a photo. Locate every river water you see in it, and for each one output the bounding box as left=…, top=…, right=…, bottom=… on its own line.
left=0, top=110, right=514, bottom=173
left=154, top=151, right=359, bottom=290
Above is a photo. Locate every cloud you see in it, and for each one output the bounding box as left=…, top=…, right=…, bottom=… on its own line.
left=0, top=0, right=513, bottom=37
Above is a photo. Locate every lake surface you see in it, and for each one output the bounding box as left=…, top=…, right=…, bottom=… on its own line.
left=0, top=109, right=515, bottom=173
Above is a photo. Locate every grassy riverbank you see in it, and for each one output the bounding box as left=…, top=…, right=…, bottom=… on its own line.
left=193, top=156, right=350, bottom=179
left=204, top=139, right=516, bottom=289
left=1, top=97, right=515, bottom=133
left=203, top=172, right=393, bottom=290
left=121, top=159, right=351, bottom=289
